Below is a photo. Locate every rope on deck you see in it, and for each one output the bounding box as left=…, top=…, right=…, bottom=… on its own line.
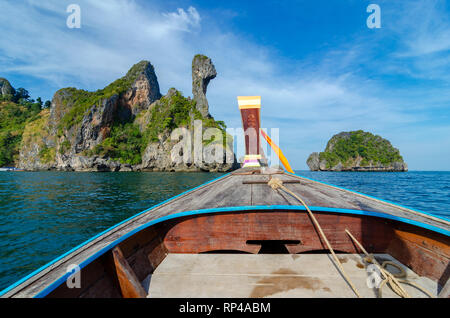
left=345, top=229, right=435, bottom=298
left=268, top=177, right=362, bottom=298
left=268, top=177, right=436, bottom=298
left=294, top=174, right=450, bottom=228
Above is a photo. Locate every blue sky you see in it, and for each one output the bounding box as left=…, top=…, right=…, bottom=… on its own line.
left=1, top=0, right=450, bottom=170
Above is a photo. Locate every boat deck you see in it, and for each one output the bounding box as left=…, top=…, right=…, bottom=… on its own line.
left=2, top=168, right=448, bottom=298
left=144, top=253, right=438, bottom=298
left=148, top=168, right=449, bottom=234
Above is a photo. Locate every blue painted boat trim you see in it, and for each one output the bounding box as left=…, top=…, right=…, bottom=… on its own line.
left=0, top=172, right=232, bottom=297
left=2, top=171, right=449, bottom=298
left=286, top=171, right=450, bottom=222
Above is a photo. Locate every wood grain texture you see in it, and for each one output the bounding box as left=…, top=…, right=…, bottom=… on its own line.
left=240, top=108, right=261, bottom=156
left=163, top=211, right=449, bottom=287
left=163, top=211, right=391, bottom=254
left=386, top=224, right=450, bottom=285
left=112, top=247, right=147, bottom=298
left=46, top=254, right=120, bottom=298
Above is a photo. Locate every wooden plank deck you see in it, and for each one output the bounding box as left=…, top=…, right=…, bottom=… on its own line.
left=144, top=253, right=439, bottom=298
left=3, top=167, right=449, bottom=297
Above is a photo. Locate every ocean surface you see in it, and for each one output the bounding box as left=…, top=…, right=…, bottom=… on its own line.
left=0, top=170, right=449, bottom=291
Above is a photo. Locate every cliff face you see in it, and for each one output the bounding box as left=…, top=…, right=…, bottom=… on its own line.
left=18, top=56, right=236, bottom=172
left=192, top=55, right=216, bottom=118
left=0, top=78, right=15, bottom=98
left=0, top=80, right=43, bottom=168
left=307, top=130, right=408, bottom=172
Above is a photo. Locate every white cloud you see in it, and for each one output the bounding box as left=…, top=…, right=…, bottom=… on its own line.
left=391, top=0, right=450, bottom=56
left=383, top=0, right=450, bottom=81
left=163, top=6, right=201, bottom=32
left=0, top=0, right=200, bottom=89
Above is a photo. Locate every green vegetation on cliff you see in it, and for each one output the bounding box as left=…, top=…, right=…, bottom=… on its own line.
left=0, top=79, right=55, bottom=167
left=59, top=140, right=71, bottom=155
left=146, top=89, right=225, bottom=143
left=12, top=55, right=233, bottom=171
left=89, top=89, right=227, bottom=165
left=0, top=101, right=42, bottom=166
left=316, top=130, right=404, bottom=169
left=192, top=54, right=209, bottom=65
left=58, top=61, right=155, bottom=132
left=39, top=144, right=56, bottom=164
left=87, top=123, right=145, bottom=165
left=21, top=109, right=56, bottom=165
left=146, top=90, right=197, bottom=142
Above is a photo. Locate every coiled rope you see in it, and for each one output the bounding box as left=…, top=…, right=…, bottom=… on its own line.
left=268, top=177, right=361, bottom=298
left=346, top=229, right=435, bottom=298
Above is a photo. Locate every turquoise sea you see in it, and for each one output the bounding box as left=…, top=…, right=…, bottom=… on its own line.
left=0, top=171, right=449, bottom=291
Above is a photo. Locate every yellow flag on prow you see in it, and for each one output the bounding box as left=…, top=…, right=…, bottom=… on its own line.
left=260, top=130, right=294, bottom=174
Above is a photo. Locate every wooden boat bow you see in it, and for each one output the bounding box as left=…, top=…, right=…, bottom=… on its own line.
left=1, top=167, right=449, bottom=298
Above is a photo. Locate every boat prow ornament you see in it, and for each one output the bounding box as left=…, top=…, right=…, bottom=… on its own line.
left=237, top=96, right=262, bottom=168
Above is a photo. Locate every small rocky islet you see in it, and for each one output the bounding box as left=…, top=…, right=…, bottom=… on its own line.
left=0, top=55, right=236, bottom=172
left=307, top=130, right=408, bottom=172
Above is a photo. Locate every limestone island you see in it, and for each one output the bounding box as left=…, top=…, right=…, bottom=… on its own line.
left=307, top=130, right=408, bottom=172
left=0, top=55, right=237, bottom=172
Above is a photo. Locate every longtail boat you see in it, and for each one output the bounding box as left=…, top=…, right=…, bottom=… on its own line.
left=1, top=97, right=449, bottom=298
